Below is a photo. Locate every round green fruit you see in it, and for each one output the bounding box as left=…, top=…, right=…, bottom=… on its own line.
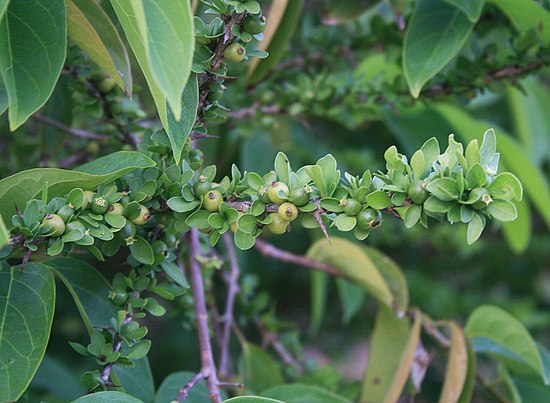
left=267, top=181, right=289, bottom=204
left=193, top=176, right=212, bottom=197
left=243, top=15, right=266, bottom=34
left=92, top=196, right=108, bottom=214
left=56, top=205, right=75, bottom=222
left=278, top=202, right=298, bottom=222
left=257, top=185, right=271, bottom=203
left=342, top=198, right=362, bottom=216
left=109, top=289, right=128, bottom=305
left=408, top=180, right=429, bottom=204
left=203, top=190, right=223, bottom=212
left=266, top=213, right=289, bottom=235
left=42, top=214, right=66, bottom=237
left=131, top=204, right=151, bottom=225
left=224, top=43, right=246, bottom=63
left=289, top=186, right=310, bottom=207
left=107, top=202, right=124, bottom=216
left=189, top=149, right=204, bottom=165
left=120, top=221, right=136, bottom=239
left=97, top=77, right=116, bottom=93
left=357, top=208, right=382, bottom=230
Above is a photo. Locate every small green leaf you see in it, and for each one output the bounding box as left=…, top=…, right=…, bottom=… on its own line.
left=423, top=196, right=454, bottom=214
left=167, top=197, right=200, bottom=213
left=488, top=200, right=517, bottom=222
left=185, top=210, right=211, bottom=229
left=129, top=236, right=155, bottom=265
left=479, top=128, right=497, bottom=166
left=234, top=230, right=256, bottom=250
left=426, top=178, right=459, bottom=201
left=274, top=152, right=291, bottom=185
left=366, top=191, right=392, bottom=209
left=488, top=172, right=523, bottom=201
left=466, top=213, right=485, bottom=244
left=333, top=214, right=356, bottom=232
left=319, top=197, right=344, bottom=213
left=126, top=340, right=151, bottom=360
left=410, top=150, right=425, bottom=180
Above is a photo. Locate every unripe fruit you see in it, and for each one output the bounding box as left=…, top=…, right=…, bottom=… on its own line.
left=189, top=149, right=204, bottom=165
left=109, top=289, right=128, bottom=305
left=408, top=180, right=429, bottom=204
left=97, top=77, right=116, bottom=93
left=131, top=204, right=151, bottom=225
left=193, top=176, right=212, bottom=197
left=42, top=214, right=65, bottom=237
left=289, top=186, right=310, bottom=207
left=357, top=208, right=382, bottom=230
left=342, top=198, right=362, bottom=216
left=82, top=190, right=95, bottom=210
left=120, top=221, right=136, bottom=239
left=107, top=202, right=124, bottom=216
left=267, top=181, right=289, bottom=204
left=257, top=185, right=271, bottom=203
left=92, top=196, right=108, bottom=214
left=266, top=213, right=289, bottom=234
left=278, top=202, right=298, bottom=222
left=224, top=43, right=246, bottom=63
left=243, top=15, right=266, bottom=34
left=203, top=190, right=223, bottom=212
left=56, top=205, right=75, bottom=222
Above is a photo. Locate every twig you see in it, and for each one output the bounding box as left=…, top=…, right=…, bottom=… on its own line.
left=218, top=233, right=241, bottom=379
left=186, top=228, right=221, bottom=403
left=256, top=319, right=302, bottom=373
left=99, top=314, right=132, bottom=385
left=254, top=238, right=346, bottom=279
left=177, top=371, right=207, bottom=402
left=32, top=114, right=108, bottom=140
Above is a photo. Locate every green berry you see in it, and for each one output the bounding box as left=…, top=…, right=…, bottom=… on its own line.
left=224, top=43, right=246, bottom=63
left=357, top=208, right=382, bottom=231
left=289, top=186, right=311, bottom=207
left=97, top=77, right=116, bottom=93
left=131, top=204, right=151, bottom=225
left=109, top=289, right=128, bottom=305
left=266, top=213, right=289, bottom=235
left=203, top=190, right=223, bottom=212
left=278, top=202, right=298, bottom=222
left=92, top=196, right=109, bottom=214
left=243, top=15, right=266, bottom=34
left=258, top=185, right=271, bottom=203
left=267, top=181, right=289, bottom=204
left=107, top=202, right=124, bottom=215
left=56, top=205, right=75, bottom=222
left=342, top=198, right=362, bottom=216
left=408, top=181, right=429, bottom=204
left=42, top=214, right=66, bottom=237
left=193, top=176, right=212, bottom=197
left=189, top=149, right=204, bottom=165
left=120, top=221, right=136, bottom=239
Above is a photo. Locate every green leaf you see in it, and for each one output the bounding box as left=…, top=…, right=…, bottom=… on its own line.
left=333, top=214, right=356, bottom=232
left=366, top=190, right=392, bottom=209
left=443, top=0, right=485, bottom=22
left=67, top=0, right=132, bottom=93
left=488, top=200, right=517, bottom=222
left=264, top=384, right=352, bottom=403
left=0, top=0, right=8, bottom=21
left=513, top=375, right=550, bottom=402
left=0, top=215, right=9, bottom=249
left=167, top=197, right=200, bottom=213
left=306, top=237, right=395, bottom=310
left=403, top=0, right=475, bottom=98
left=234, top=230, right=256, bottom=250
left=114, top=358, right=155, bottom=403
left=167, top=73, right=199, bottom=164
left=465, top=305, right=549, bottom=384
left=361, top=306, right=422, bottom=402
left=0, top=263, right=55, bottom=402
left=224, top=397, right=284, bottom=403
left=156, top=371, right=224, bottom=403
left=426, top=177, right=459, bottom=201
left=241, top=342, right=284, bottom=393
left=322, top=0, right=380, bottom=24
left=0, top=151, right=154, bottom=226
left=247, top=0, right=304, bottom=84
left=46, top=258, right=115, bottom=334
left=129, top=236, right=155, bottom=265
left=73, top=391, right=144, bottom=402
left=439, top=321, right=469, bottom=403
left=488, top=172, right=523, bottom=201
left=0, top=0, right=67, bottom=129
left=479, top=128, right=496, bottom=166
left=488, top=0, right=550, bottom=45
left=336, top=279, right=364, bottom=324
left=501, top=197, right=531, bottom=254
left=126, top=340, right=151, bottom=360
left=466, top=213, right=485, bottom=244
left=274, top=152, right=291, bottom=185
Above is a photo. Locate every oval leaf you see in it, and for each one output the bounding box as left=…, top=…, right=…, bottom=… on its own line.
left=439, top=321, right=468, bottom=403
left=264, top=384, right=351, bottom=403
left=73, top=391, right=144, bottom=402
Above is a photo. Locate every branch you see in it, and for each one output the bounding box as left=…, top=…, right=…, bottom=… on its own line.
left=256, top=319, right=302, bottom=373
left=254, top=238, right=346, bottom=279
left=186, top=228, right=221, bottom=403
left=177, top=371, right=207, bottom=402
left=32, top=114, right=108, bottom=140
left=99, top=314, right=132, bottom=385
left=218, top=233, right=241, bottom=379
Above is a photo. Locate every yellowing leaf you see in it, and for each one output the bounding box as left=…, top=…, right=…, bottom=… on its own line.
left=439, top=321, right=468, bottom=403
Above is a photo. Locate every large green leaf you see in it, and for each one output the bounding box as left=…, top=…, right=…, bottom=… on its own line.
left=488, top=0, right=550, bottom=45
left=361, top=306, right=421, bottom=402
left=0, top=0, right=67, bottom=130
left=73, top=391, right=144, bottom=402
left=0, top=263, right=55, bottom=402
left=0, top=75, right=7, bottom=114
left=30, top=354, right=86, bottom=400
left=167, top=73, right=198, bottom=164
left=264, top=384, right=352, bottom=402
left=0, top=215, right=8, bottom=249
left=443, top=0, right=485, bottom=22
left=322, top=0, right=380, bottom=24
left=156, top=371, right=224, bottom=403
left=465, top=305, right=549, bottom=384
left=114, top=358, right=155, bottom=403
left=0, top=151, right=155, bottom=225
left=247, top=0, right=304, bottom=84
left=45, top=257, right=115, bottom=334
left=110, top=0, right=193, bottom=122
left=241, top=342, right=284, bottom=393
left=67, top=0, right=132, bottom=94
left=224, top=398, right=283, bottom=403
left=306, top=237, right=396, bottom=313
left=403, top=0, right=475, bottom=98
left=0, top=0, right=9, bottom=21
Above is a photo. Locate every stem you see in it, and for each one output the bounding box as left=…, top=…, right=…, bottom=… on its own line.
left=254, top=238, right=347, bottom=279
left=32, top=114, right=108, bottom=140
left=218, top=233, right=241, bottom=378
left=99, top=314, right=132, bottom=385
left=177, top=371, right=207, bottom=402
left=256, top=319, right=302, bottom=373
left=188, top=228, right=221, bottom=403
